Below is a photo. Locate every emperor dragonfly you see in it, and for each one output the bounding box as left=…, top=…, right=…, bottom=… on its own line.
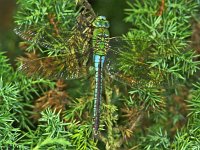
left=14, top=0, right=151, bottom=137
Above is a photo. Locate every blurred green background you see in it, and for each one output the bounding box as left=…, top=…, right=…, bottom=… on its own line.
left=0, top=0, right=17, bottom=66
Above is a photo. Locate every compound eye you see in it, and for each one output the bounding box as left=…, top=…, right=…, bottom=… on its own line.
left=99, top=16, right=106, bottom=20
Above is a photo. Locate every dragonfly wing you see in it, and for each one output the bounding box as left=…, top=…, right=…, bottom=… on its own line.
left=104, top=37, right=152, bottom=86
left=76, top=0, right=96, bottom=26
left=18, top=51, right=93, bottom=80
left=14, top=22, right=91, bottom=54
left=68, top=0, right=97, bottom=53
left=14, top=26, right=73, bottom=51
left=14, top=0, right=96, bottom=54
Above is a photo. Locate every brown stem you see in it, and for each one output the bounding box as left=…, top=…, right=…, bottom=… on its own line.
left=156, top=0, right=165, bottom=16
left=48, top=13, right=59, bottom=36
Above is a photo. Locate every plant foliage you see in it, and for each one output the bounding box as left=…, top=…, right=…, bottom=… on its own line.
left=1, top=0, right=200, bottom=149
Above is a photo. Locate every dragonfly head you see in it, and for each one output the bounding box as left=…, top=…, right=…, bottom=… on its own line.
left=92, top=16, right=110, bottom=28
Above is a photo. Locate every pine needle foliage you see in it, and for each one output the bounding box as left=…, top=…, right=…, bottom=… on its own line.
left=123, top=0, right=200, bottom=149
left=0, top=51, right=56, bottom=149
left=1, top=0, right=200, bottom=149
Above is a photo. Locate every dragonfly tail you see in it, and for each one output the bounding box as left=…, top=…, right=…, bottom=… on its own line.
left=93, top=55, right=105, bottom=138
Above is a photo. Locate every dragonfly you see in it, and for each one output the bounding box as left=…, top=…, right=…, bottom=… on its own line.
left=14, top=0, right=151, bottom=137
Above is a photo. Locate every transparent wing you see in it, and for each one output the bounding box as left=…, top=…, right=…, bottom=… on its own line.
left=14, top=27, right=74, bottom=51
left=67, top=0, right=97, bottom=54
left=18, top=51, right=94, bottom=80
left=14, top=0, right=96, bottom=54
left=75, top=0, right=96, bottom=31
left=104, top=37, right=153, bottom=86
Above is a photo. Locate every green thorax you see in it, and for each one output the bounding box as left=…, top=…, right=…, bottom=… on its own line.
left=92, top=16, right=110, bottom=56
